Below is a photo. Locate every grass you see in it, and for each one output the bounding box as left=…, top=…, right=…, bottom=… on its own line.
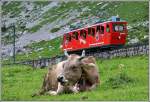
left=2, top=1, right=22, bottom=16
left=28, top=24, right=43, bottom=33
left=16, top=37, right=63, bottom=61
left=28, top=1, right=80, bottom=33
left=2, top=37, right=63, bottom=64
left=106, top=1, right=148, bottom=24
left=34, top=1, right=51, bottom=6
left=127, top=25, right=149, bottom=43
left=50, top=27, right=60, bottom=33
left=2, top=55, right=148, bottom=101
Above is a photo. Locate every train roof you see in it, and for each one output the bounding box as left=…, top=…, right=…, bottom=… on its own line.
left=65, top=20, right=127, bottom=34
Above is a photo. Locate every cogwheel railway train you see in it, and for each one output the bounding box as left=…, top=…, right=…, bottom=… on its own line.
left=61, top=16, right=128, bottom=53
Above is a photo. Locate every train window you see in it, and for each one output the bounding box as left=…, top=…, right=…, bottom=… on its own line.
left=80, top=30, right=87, bottom=39
left=88, top=28, right=91, bottom=35
left=66, top=34, right=71, bottom=42
left=88, top=28, right=95, bottom=36
left=106, top=24, right=110, bottom=32
left=113, top=24, right=124, bottom=32
left=96, top=26, right=100, bottom=33
left=100, top=26, right=104, bottom=34
left=91, top=28, right=95, bottom=36
left=72, top=32, right=78, bottom=40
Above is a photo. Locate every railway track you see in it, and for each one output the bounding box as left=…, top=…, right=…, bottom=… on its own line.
left=3, top=43, right=149, bottom=68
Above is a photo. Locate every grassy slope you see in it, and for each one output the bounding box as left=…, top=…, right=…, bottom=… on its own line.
left=2, top=37, right=63, bottom=64
left=27, top=1, right=148, bottom=33
left=2, top=1, right=148, bottom=64
left=2, top=55, right=148, bottom=101
left=15, top=2, right=149, bottom=61
left=16, top=37, right=63, bottom=61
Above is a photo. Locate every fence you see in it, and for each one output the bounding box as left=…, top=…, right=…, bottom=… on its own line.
left=15, top=44, right=148, bottom=68
left=89, top=44, right=149, bottom=59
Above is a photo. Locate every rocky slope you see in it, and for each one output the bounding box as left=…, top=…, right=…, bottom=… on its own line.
left=1, top=1, right=149, bottom=61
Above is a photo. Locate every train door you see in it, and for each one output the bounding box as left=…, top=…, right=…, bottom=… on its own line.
left=95, top=25, right=105, bottom=46
left=104, top=23, right=111, bottom=45
left=100, top=25, right=104, bottom=45
left=71, top=31, right=80, bottom=50
left=63, top=33, right=72, bottom=51
left=79, top=29, right=88, bottom=49
left=87, top=27, right=96, bottom=47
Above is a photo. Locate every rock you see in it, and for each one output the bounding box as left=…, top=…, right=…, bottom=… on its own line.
left=35, top=47, right=44, bottom=52
left=127, top=25, right=132, bottom=30
left=114, top=5, right=118, bottom=8
left=97, top=2, right=103, bottom=5
left=48, top=46, right=52, bottom=48
left=144, top=35, right=148, bottom=39
left=100, top=3, right=108, bottom=9
left=39, top=56, right=42, bottom=59
left=10, top=51, right=13, bottom=57
left=128, top=38, right=139, bottom=44
left=82, top=7, right=89, bottom=12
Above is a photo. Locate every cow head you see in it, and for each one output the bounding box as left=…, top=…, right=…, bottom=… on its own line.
left=57, top=50, right=85, bottom=86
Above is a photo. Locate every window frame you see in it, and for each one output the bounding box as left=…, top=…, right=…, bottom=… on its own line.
left=66, top=33, right=72, bottom=42
left=100, top=25, right=104, bottom=34
left=106, top=24, right=110, bottom=33
left=80, top=29, right=87, bottom=39
left=96, top=25, right=100, bottom=33
left=113, top=23, right=125, bottom=33
left=72, top=31, right=79, bottom=40
left=88, top=27, right=95, bottom=37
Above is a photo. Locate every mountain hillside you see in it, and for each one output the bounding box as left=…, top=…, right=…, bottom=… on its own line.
left=1, top=1, right=149, bottom=62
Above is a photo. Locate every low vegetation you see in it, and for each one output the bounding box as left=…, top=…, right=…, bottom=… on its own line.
left=2, top=55, right=148, bottom=101
left=2, top=1, right=22, bottom=16
left=50, top=27, right=60, bottom=33
left=2, top=37, right=63, bottom=64
left=17, top=37, right=63, bottom=61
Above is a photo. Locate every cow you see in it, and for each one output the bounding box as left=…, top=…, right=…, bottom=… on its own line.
left=32, top=50, right=100, bottom=96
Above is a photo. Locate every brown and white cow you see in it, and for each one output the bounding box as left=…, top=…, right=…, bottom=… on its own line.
left=32, top=50, right=100, bottom=96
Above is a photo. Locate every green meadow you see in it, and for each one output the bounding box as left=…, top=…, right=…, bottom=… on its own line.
left=2, top=55, right=148, bottom=101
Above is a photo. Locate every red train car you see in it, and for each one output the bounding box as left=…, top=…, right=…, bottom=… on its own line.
left=61, top=16, right=128, bottom=52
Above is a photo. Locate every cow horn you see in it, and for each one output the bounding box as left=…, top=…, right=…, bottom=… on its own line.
left=64, top=49, right=69, bottom=57
left=81, top=50, right=85, bottom=57
left=78, top=56, right=85, bottom=61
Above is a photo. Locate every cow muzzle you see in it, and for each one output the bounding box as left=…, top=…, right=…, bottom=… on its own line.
left=57, top=75, right=68, bottom=85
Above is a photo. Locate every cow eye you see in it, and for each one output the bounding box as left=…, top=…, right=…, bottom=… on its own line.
left=72, top=66, right=77, bottom=71
left=72, top=66, right=75, bottom=69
